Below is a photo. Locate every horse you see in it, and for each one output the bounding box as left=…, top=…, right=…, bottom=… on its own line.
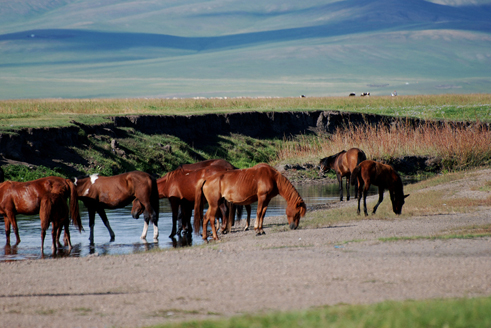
left=72, top=171, right=159, bottom=244
left=319, top=148, right=367, bottom=201
left=132, top=160, right=248, bottom=238
left=194, top=163, right=307, bottom=241
left=0, top=176, right=82, bottom=255
left=350, top=160, right=409, bottom=216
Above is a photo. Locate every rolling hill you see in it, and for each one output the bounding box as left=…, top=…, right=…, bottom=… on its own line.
left=0, top=0, right=490, bottom=99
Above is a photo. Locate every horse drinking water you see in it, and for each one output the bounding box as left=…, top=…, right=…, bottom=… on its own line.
left=72, top=171, right=159, bottom=244
left=194, top=163, right=306, bottom=241
left=319, top=148, right=367, bottom=201
left=0, top=176, right=82, bottom=255
left=350, top=160, right=409, bottom=216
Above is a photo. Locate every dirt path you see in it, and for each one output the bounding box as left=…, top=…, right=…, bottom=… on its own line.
left=1, top=170, right=491, bottom=328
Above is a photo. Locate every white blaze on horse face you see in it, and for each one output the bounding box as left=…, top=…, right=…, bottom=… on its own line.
left=73, top=177, right=78, bottom=186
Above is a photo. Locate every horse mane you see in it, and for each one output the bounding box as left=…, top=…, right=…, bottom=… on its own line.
left=273, top=169, right=305, bottom=213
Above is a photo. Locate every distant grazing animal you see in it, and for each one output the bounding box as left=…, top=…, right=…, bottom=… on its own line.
left=349, top=93, right=356, bottom=96
left=351, top=160, right=409, bottom=215
left=319, top=148, right=367, bottom=201
left=194, top=163, right=306, bottom=241
left=0, top=176, right=82, bottom=255
left=132, top=159, right=251, bottom=236
left=72, top=171, right=159, bottom=244
left=361, top=92, right=370, bottom=96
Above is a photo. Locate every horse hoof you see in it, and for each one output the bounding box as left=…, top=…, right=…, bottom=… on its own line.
left=244, top=227, right=249, bottom=231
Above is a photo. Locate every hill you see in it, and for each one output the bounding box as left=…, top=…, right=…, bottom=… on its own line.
left=0, top=0, right=490, bottom=99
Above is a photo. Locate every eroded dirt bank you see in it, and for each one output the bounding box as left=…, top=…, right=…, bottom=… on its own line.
left=1, top=169, right=490, bottom=328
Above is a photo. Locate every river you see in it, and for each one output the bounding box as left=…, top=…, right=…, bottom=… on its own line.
left=0, top=182, right=378, bottom=261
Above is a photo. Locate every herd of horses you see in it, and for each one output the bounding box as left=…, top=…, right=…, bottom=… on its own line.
left=0, top=149, right=408, bottom=256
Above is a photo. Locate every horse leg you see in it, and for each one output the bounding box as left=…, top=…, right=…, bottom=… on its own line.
left=152, top=221, right=159, bottom=241
left=372, top=188, right=385, bottom=214
left=51, top=222, right=59, bottom=255
left=87, top=208, right=96, bottom=245
left=3, top=217, right=10, bottom=246
left=97, top=208, right=115, bottom=242
left=346, top=175, right=350, bottom=201
left=256, top=196, right=270, bottom=235
left=363, top=188, right=369, bottom=216
left=337, top=173, right=343, bottom=201
left=141, top=220, right=149, bottom=241
left=244, top=205, right=252, bottom=231
left=169, top=199, right=180, bottom=238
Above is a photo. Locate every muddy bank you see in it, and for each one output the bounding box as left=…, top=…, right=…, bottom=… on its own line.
left=0, top=110, right=451, bottom=176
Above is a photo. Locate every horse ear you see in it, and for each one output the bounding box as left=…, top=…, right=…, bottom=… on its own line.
left=404, top=194, right=410, bottom=199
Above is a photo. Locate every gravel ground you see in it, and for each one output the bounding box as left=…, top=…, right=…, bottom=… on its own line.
left=1, top=169, right=491, bottom=328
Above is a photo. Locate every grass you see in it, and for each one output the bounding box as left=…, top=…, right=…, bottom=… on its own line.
left=300, top=168, right=491, bottom=230
left=148, top=296, right=491, bottom=328
left=276, top=120, right=491, bottom=171
left=1, top=94, right=491, bottom=130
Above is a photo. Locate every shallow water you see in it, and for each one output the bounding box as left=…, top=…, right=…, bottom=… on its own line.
left=0, top=182, right=374, bottom=261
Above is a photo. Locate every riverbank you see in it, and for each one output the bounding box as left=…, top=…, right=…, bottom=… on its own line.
left=1, top=167, right=490, bottom=328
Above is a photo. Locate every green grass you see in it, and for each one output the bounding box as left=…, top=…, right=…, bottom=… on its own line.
left=1, top=94, right=491, bottom=130
left=148, top=296, right=491, bottom=328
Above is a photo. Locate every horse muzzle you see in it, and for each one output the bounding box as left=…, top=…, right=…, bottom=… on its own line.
left=289, top=222, right=298, bottom=230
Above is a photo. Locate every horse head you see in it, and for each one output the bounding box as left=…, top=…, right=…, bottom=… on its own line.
left=131, top=199, right=145, bottom=219
left=390, top=192, right=410, bottom=215
left=286, top=200, right=307, bottom=229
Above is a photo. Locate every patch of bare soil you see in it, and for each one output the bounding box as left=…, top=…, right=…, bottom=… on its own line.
left=1, top=170, right=491, bottom=328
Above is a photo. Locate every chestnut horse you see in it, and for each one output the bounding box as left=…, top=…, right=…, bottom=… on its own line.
left=351, top=160, right=409, bottom=216
left=0, top=176, right=82, bottom=255
left=319, top=148, right=367, bottom=201
left=72, top=171, right=159, bottom=244
left=194, top=163, right=307, bottom=241
left=132, top=160, right=247, bottom=237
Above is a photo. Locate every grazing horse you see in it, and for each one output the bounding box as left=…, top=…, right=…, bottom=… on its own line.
left=351, top=160, right=409, bottom=216
left=319, top=148, right=367, bottom=201
left=194, top=163, right=307, bottom=241
left=72, top=171, right=159, bottom=244
left=0, top=176, right=82, bottom=255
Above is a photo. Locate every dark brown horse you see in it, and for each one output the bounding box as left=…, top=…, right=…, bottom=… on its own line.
left=194, top=163, right=307, bottom=241
left=72, top=171, right=159, bottom=244
left=0, top=176, right=82, bottom=255
left=351, top=160, right=409, bottom=216
left=319, top=148, right=367, bottom=201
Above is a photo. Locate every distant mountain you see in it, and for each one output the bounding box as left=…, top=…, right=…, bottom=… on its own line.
left=0, top=0, right=490, bottom=99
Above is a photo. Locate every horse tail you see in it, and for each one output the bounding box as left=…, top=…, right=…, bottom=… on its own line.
left=236, top=205, right=243, bottom=222
left=193, top=178, right=206, bottom=235
left=66, top=179, right=83, bottom=232
left=351, top=165, right=361, bottom=186
left=358, top=150, right=367, bottom=165
left=150, top=176, right=159, bottom=223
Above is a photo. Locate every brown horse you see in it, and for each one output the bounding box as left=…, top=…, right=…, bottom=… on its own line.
left=0, top=176, right=82, bottom=255
left=194, top=163, right=307, bottom=241
left=132, top=161, right=245, bottom=237
left=72, top=171, right=159, bottom=244
left=351, top=160, right=409, bottom=216
left=319, top=148, right=367, bottom=201
left=132, top=159, right=252, bottom=237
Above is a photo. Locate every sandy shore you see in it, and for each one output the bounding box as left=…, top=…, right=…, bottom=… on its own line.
left=1, top=170, right=491, bottom=328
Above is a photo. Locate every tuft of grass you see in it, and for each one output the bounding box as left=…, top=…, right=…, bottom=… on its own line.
left=150, top=296, right=491, bottom=328
left=276, top=120, right=491, bottom=172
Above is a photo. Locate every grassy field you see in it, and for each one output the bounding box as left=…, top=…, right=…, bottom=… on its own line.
left=150, top=296, right=491, bottom=328
left=1, top=94, right=491, bottom=130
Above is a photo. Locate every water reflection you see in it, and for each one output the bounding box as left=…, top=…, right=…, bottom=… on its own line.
left=0, top=181, right=377, bottom=261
